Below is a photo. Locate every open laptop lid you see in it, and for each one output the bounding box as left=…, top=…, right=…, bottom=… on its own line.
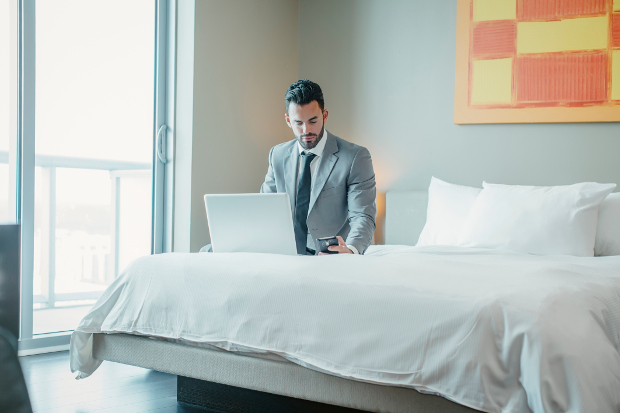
left=204, top=193, right=297, bottom=255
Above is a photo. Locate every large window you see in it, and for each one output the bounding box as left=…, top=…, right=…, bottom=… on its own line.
left=0, top=0, right=16, bottom=224
left=4, top=0, right=174, bottom=351
left=32, top=0, right=155, bottom=334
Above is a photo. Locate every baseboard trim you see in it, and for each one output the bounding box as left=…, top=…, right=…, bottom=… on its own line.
left=18, top=343, right=70, bottom=356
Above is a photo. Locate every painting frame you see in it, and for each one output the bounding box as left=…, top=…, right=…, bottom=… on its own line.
left=454, top=0, right=620, bottom=124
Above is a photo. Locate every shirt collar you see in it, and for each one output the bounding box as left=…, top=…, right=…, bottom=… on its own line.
left=297, top=129, right=327, bottom=157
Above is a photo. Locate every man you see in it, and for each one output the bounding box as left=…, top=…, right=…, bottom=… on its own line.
left=261, top=79, right=376, bottom=255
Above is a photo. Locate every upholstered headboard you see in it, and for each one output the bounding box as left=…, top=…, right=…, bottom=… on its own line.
left=384, top=191, right=428, bottom=246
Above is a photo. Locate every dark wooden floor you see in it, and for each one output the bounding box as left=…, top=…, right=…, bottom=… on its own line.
left=19, top=351, right=205, bottom=413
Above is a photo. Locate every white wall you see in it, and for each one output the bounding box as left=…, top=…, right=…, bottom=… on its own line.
left=173, top=0, right=299, bottom=252
left=176, top=0, right=620, bottom=250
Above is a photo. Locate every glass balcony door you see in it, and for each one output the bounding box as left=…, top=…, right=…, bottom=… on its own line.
left=1, top=0, right=17, bottom=225
left=31, top=0, right=156, bottom=334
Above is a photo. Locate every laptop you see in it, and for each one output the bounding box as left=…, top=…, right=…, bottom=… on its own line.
left=204, top=193, right=297, bottom=255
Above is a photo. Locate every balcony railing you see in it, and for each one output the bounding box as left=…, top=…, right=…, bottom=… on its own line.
left=0, top=150, right=150, bottom=309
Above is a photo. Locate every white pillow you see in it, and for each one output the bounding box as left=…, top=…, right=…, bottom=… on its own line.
left=457, top=182, right=616, bottom=257
left=594, top=193, right=620, bottom=256
left=417, top=177, right=481, bottom=246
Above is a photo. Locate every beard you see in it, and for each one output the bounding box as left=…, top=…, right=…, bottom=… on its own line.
left=296, top=125, right=325, bottom=150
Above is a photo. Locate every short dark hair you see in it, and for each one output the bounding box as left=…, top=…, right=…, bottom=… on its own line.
left=285, top=79, right=324, bottom=113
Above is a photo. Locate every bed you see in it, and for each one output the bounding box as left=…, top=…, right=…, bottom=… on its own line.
left=69, top=191, right=620, bottom=413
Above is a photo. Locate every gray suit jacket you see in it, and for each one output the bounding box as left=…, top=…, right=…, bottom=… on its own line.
left=260, top=131, right=376, bottom=254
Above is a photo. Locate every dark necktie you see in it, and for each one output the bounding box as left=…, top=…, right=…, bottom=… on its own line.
left=294, top=151, right=316, bottom=254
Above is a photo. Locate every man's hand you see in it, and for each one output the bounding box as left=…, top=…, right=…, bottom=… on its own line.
left=318, top=236, right=353, bottom=255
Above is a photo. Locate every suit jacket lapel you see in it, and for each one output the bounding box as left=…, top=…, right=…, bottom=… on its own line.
left=283, top=144, right=298, bottom=214
left=308, top=132, right=339, bottom=214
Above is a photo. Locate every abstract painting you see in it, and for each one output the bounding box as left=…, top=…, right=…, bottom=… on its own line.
left=454, top=0, right=620, bottom=123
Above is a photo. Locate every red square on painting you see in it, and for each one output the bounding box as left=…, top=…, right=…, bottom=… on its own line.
left=516, top=52, right=608, bottom=104
left=517, top=0, right=606, bottom=21
left=472, top=21, right=516, bottom=58
left=613, top=13, right=620, bottom=48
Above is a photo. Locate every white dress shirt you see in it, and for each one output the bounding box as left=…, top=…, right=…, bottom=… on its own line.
left=296, top=130, right=359, bottom=254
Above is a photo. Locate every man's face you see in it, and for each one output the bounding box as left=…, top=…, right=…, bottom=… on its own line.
left=285, top=101, right=329, bottom=150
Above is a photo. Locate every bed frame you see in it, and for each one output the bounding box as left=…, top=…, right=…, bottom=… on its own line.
left=93, top=333, right=476, bottom=413
left=91, top=191, right=479, bottom=412
left=384, top=191, right=428, bottom=246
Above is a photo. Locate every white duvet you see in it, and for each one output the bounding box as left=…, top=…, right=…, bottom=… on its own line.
left=70, top=246, right=620, bottom=413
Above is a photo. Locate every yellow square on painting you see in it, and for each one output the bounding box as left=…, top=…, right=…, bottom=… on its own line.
left=473, top=0, right=517, bottom=22
left=471, top=58, right=513, bottom=105
left=517, top=17, right=608, bottom=54
left=614, top=0, right=620, bottom=11
left=612, top=51, right=620, bottom=101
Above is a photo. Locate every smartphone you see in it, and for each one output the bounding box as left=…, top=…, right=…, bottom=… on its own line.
left=317, top=236, right=339, bottom=254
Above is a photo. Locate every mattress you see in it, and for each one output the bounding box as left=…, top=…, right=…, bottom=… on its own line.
left=70, top=245, right=620, bottom=413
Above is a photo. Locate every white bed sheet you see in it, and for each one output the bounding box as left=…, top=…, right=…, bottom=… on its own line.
left=70, top=245, right=620, bottom=413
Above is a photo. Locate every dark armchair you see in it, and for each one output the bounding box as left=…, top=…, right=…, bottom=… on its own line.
left=0, top=224, right=32, bottom=413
